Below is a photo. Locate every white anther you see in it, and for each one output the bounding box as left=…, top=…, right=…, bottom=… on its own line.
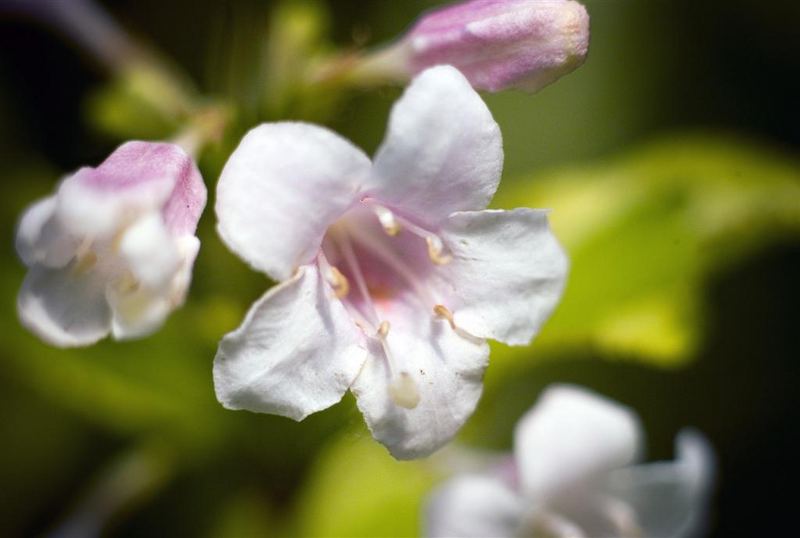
left=377, top=320, right=390, bottom=338
left=373, top=205, right=401, bottom=236
left=325, top=265, right=350, bottom=299
left=426, top=236, right=452, bottom=265
left=72, top=250, right=97, bottom=275
left=389, top=372, right=420, bottom=409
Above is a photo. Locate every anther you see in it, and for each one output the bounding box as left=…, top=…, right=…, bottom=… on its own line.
left=326, top=266, right=350, bottom=298
left=426, top=236, right=452, bottom=265
left=433, top=304, right=457, bottom=330
left=377, top=320, right=390, bottom=338
left=72, top=250, right=97, bottom=274
left=373, top=205, right=401, bottom=236
left=117, top=271, right=140, bottom=293
left=389, top=372, right=420, bottom=409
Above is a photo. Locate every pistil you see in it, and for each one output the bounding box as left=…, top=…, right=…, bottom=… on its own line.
left=330, top=228, right=421, bottom=409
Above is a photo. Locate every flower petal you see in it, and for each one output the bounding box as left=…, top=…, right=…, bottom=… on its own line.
left=216, top=123, right=371, bottom=281
left=514, top=384, right=643, bottom=500
left=108, top=235, right=200, bottom=340
left=602, top=429, right=716, bottom=538
left=425, top=475, right=522, bottom=538
left=15, top=195, right=76, bottom=268
left=350, top=297, right=489, bottom=460
left=118, top=213, right=181, bottom=290
left=213, top=264, right=367, bottom=421
left=435, top=209, right=568, bottom=345
left=369, top=65, right=503, bottom=225
left=17, top=264, right=111, bottom=347
left=56, top=142, right=194, bottom=238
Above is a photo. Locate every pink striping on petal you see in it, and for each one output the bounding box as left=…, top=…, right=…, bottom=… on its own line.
left=405, top=0, right=589, bottom=92
left=72, top=141, right=206, bottom=236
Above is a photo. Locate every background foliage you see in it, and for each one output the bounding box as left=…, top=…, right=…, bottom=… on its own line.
left=1, top=0, right=798, bottom=536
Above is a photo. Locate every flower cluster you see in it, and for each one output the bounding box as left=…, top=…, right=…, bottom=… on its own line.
left=11, top=1, right=718, bottom=535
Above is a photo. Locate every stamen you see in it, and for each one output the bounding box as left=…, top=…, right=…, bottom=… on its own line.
left=117, top=270, right=140, bottom=293
left=433, top=304, right=456, bottom=330
left=328, top=266, right=350, bottom=299
left=346, top=230, right=438, bottom=309
left=372, top=205, right=401, bottom=236
left=426, top=236, right=452, bottom=265
left=362, top=199, right=452, bottom=265
left=377, top=320, right=390, bottom=338
left=334, top=232, right=381, bottom=326
left=389, top=371, right=421, bottom=409
left=72, top=250, right=97, bottom=274
left=373, top=316, right=419, bottom=409
left=318, top=252, right=350, bottom=299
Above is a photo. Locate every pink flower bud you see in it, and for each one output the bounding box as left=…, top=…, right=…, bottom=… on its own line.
left=398, top=0, right=590, bottom=92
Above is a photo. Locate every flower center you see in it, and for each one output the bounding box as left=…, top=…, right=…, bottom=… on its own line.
left=317, top=200, right=468, bottom=409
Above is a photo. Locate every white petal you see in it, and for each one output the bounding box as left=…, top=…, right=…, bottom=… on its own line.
left=425, top=475, right=523, bottom=538
left=350, top=297, right=490, bottom=460
left=214, top=264, right=367, bottom=421
left=118, top=213, right=181, bottom=290
left=108, top=236, right=200, bottom=340
left=15, top=195, right=76, bottom=268
left=602, top=429, right=716, bottom=538
left=435, top=209, right=568, bottom=346
left=55, top=142, right=189, bottom=239
left=514, top=384, right=643, bottom=500
left=107, top=286, right=172, bottom=340
left=216, top=123, right=371, bottom=281
left=369, top=66, right=503, bottom=225
left=17, top=265, right=111, bottom=347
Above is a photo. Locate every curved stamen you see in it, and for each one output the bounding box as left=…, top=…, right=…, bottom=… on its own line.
left=361, top=200, right=452, bottom=265
left=345, top=226, right=439, bottom=310
left=318, top=251, right=350, bottom=299
left=331, top=230, right=421, bottom=409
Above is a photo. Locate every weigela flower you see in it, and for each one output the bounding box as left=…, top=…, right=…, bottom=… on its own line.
left=425, top=385, right=715, bottom=537
left=377, top=0, right=590, bottom=92
left=16, top=141, right=206, bottom=347
left=213, top=66, right=567, bottom=459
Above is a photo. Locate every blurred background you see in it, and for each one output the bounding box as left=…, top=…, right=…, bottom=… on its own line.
left=0, top=0, right=798, bottom=536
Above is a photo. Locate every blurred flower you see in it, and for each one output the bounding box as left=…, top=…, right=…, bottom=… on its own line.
left=425, top=385, right=716, bottom=537
left=350, top=0, right=590, bottom=92
left=16, top=142, right=206, bottom=347
left=213, top=65, right=567, bottom=459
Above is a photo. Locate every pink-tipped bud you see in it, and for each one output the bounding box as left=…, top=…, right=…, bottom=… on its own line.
left=396, top=0, right=590, bottom=92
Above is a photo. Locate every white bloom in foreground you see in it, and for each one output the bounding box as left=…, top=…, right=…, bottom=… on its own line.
left=214, top=65, right=567, bottom=459
left=426, top=385, right=716, bottom=537
left=16, top=141, right=207, bottom=347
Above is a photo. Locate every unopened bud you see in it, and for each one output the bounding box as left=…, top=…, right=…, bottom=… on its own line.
left=385, top=0, right=590, bottom=93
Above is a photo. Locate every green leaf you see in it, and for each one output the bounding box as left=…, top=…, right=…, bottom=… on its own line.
left=295, top=427, right=437, bottom=538
left=492, top=133, right=800, bottom=367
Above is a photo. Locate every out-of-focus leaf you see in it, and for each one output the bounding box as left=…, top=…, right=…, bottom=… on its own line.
left=295, top=428, right=436, bottom=538
left=208, top=490, right=275, bottom=538
left=491, top=134, right=800, bottom=367
left=85, top=62, right=196, bottom=140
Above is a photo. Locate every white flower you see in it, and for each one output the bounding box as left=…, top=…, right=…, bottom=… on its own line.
left=213, top=65, right=568, bottom=459
left=16, top=141, right=207, bottom=347
left=425, top=385, right=716, bottom=537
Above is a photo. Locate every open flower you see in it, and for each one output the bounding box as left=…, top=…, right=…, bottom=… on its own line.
left=16, top=141, right=206, bottom=347
left=425, top=385, right=716, bottom=537
left=213, top=65, right=567, bottom=459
